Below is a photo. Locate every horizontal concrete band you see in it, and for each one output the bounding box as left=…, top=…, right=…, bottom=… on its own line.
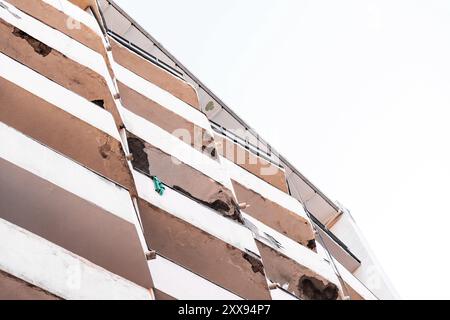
left=0, top=218, right=151, bottom=300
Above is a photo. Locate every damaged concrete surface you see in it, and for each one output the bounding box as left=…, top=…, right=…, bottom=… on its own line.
left=91, top=99, right=105, bottom=109
left=0, top=270, right=61, bottom=300
left=137, top=198, right=271, bottom=300
left=171, top=186, right=243, bottom=222
left=232, top=180, right=316, bottom=248
left=12, top=27, right=52, bottom=56
left=204, top=189, right=243, bottom=223
left=298, top=275, right=339, bottom=300
left=0, top=20, right=124, bottom=127
left=110, top=38, right=200, bottom=109
left=0, top=77, right=135, bottom=191
left=118, top=81, right=218, bottom=160
left=307, top=239, right=317, bottom=251
left=127, top=133, right=241, bottom=220
left=242, top=252, right=265, bottom=276
left=128, top=136, right=150, bottom=175
left=5, top=0, right=105, bottom=54
left=201, top=132, right=217, bottom=158
left=255, top=241, right=341, bottom=300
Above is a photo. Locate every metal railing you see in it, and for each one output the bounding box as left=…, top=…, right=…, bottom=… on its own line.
left=210, top=121, right=284, bottom=169
left=107, top=30, right=184, bottom=80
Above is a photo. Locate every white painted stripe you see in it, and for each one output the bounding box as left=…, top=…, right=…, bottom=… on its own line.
left=113, top=62, right=213, bottom=134
left=42, top=0, right=103, bottom=35
left=0, top=53, right=120, bottom=141
left=149, top=256, right=242, bottom=300
left=133, top=170, right=259, bottom=254
left=0, top=218, right=151, bottom=300
left=0, top=123, right=134, bottom=224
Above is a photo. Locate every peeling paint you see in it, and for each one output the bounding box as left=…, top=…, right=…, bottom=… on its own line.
left=173, top=185, right=243, bottom=223
left=126, top=133, right=241, bottom=222
left=206, top=189, right=243, bottom=223
left=98, top=139, right=112, bottom=159
left=298, top=275, right=339, bottom=300
left=255, top=241, right=341, bottom=300
left=242, top=253, right=265, bottom=276
left=91, top=99, right=105, bottom=109
left=127, top=136, right=150, bottom=175
left=12, top=27, right=52, bottom=57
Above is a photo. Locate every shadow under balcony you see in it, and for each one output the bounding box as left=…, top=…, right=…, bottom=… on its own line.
left=0, top=217, right=152, bottom=300
left=0, top=123, right=152, bottom=289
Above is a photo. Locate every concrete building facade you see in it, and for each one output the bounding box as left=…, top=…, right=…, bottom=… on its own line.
left=0, top=0, right=398, bottom=300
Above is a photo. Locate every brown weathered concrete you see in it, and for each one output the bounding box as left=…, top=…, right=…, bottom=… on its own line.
left=128, top=133, right=240, bottom=220
left=256, top=241, right=340, bottom=300
left=5, top=0, right=104, bottom=54
left=0, top=77, right=134, bottom=191
left=154, top=289, right=176, bottom=300
left=0, top=20, right=124, bottom=127
left=138, top=199, right=271, bottom=300
left=68, top=0, right=95, bottom=10
left=232, top=180, right=315, bottom=248
left=0, top=159, right=153, bottom=289
left=109, top=37, right=199, bottom=109
left=215, top=134, right=288, bottom=192
left=345, top=283, right=364, bottom=300
left=0, top=270, right=61, bottom=300
left=118, top=82, right=217, bottom=160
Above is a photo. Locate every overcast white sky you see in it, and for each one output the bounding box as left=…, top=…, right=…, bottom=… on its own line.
left=115, top=0, right=450, bottom=299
